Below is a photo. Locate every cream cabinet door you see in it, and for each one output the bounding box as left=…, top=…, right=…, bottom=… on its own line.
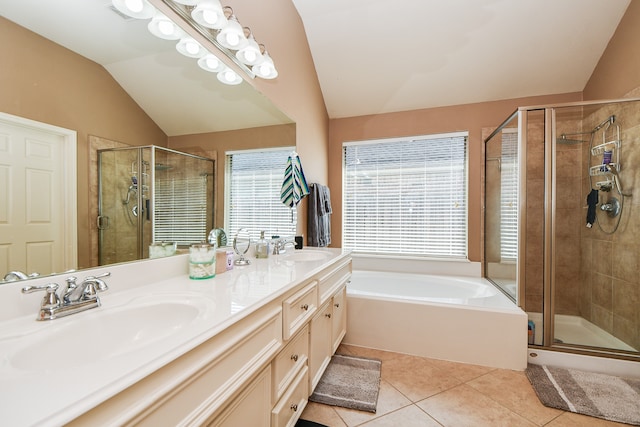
left=208, top=366, right=271, bottom=427
left=309, top=302, right=332, bottom=391
left=331, top=285, right=347, bottom=353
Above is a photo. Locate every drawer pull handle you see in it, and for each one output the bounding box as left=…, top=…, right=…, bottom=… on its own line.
left=325, top=313, right=331, bottom=319
left=291, top=354, right=299, bottom=362
left=301, top=304, right=309, bottom=311
left=334, top=303, right=340, bottom=308
left=291, top=403, right=298, bottom=412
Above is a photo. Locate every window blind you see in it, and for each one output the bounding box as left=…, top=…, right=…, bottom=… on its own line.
left=500, top=131, right=518, bottom=261
left=343, top=133, right=468, bottom=258
left=225, top=148, right=297, bottom=240
left=154, top=176, right=208, bottom=245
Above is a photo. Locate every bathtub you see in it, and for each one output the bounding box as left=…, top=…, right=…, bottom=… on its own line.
left=343, top=270, right=528, bottom=370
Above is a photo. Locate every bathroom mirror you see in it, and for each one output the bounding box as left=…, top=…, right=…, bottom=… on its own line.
left=0, top=0, right=294, bottom=282
left=233, top=228, right=251, bottom=266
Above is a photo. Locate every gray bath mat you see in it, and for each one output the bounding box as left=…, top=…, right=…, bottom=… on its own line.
left=309, top=354, right=381, bottom=413
left=526, top=364, right=640, bottom=426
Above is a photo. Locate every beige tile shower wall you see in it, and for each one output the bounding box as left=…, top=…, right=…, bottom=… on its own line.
left=580, top=99, right=640, bottom=350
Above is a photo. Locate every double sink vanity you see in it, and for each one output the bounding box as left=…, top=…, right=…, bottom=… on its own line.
left=0, top=248, right=351, bottom=427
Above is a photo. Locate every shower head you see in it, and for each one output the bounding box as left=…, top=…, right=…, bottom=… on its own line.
left=556, top=134, right=586, bottom=144
left=155, top=163, right=173, bottom=171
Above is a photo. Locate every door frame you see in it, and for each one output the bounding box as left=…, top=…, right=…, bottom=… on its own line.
left=0, top=112, right=78, bottom=271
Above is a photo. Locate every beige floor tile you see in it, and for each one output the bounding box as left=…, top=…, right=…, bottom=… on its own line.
left=333, top=380, right=412, bottom=426
left=359, top=405, right=441, bottom=427
left=417, top=384, right=538, bottom=427
left=466, top=368, right=563, bottom=426
left=545, top=411, right=633, bottom=427
left=422, top=358, right=496, bottom=383
left=300, top=401, right=347, bottom=427
left=382, top=354, right=462, bottom=402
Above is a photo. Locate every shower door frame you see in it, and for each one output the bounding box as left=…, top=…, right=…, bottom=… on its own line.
left=517, top=98, right=640, bottom=361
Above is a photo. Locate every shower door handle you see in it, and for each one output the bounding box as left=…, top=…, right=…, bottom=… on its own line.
left=97, top=215, right=110, bottom=230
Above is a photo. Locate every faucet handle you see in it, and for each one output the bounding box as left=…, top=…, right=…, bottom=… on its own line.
left=81, top=272, right=110, bottom=298
left=65, top=276, right=78, bottom=289
left=22, top=283, right=61, bottom=310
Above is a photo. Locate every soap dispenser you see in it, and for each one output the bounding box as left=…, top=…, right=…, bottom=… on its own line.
left=255, top=231, right=269, bottom=259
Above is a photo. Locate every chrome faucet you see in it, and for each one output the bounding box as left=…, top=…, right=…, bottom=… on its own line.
left=4, top=270, right=39, bottom=281
left=21, top=272, right=110, bottom=321
left=272, top=237, right=296, bottom=255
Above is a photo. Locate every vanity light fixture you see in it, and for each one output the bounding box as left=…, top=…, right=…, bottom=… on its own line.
left=176, top=36, right=207, bottom=58
left=111, top=0, right=278, bottom=84
left=113, top=0, right=156, bottom=19
left=191, top=0, right=227, bottom=30
left=148, top=11, right=185, bottom=39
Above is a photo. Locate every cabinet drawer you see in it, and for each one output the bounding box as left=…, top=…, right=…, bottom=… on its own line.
left=271, top=365, right=309, bottom=427
left=283, top=281, right=317, bottom=340
left=317, top=259, right=351, bottom=306
left=272, top=324, right=309, bottom=403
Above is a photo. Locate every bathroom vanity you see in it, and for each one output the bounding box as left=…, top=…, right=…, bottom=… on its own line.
left=0, top=248, right=351, bottom=427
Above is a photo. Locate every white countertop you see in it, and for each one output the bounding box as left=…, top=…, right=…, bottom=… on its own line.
left=0, top=248, right=350, bottom=427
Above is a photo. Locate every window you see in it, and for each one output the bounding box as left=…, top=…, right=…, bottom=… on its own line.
left=225, top=148, right=297, bottom=240
left=343, top=132, right=468, bottom=258
left=500, top=130, right=518, bottom=261
left=154, top=176, right=209, bottom=246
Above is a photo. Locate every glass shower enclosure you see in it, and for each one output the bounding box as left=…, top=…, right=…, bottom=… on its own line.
left=485, top=97, right=640, bottom=361
left=97, top=146, right=214, bottom=265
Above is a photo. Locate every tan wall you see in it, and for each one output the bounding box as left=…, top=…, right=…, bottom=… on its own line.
left=583, top=1, right=640, bottom=100
left=0, top=17, right=168, bottom=269
left=223, top=0, right=330, bottom=239
left=328, top=92, right=582, bottom=261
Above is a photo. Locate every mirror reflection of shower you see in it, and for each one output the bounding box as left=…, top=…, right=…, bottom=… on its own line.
left=98, top=146, right=214, bottom=266
left=122, top=160, right=154, bottom=224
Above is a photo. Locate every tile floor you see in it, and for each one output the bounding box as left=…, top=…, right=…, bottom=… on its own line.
left=300, top=344, right=629, bottom=427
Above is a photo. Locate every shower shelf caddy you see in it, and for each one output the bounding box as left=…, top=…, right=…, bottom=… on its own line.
left=588, top=118, right=621, bottom=191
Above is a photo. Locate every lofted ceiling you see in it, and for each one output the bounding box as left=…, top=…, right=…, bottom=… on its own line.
left=292, top=0, right=631, bottom=118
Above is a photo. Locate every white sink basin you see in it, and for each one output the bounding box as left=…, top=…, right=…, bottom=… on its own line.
left=282, top=249, right=331, bottom=262
left=7, top=297, right=212, bottom=371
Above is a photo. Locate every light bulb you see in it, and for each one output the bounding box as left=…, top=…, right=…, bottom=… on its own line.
left=202, top=10, right=219, bottom=25
left=177, top=37, right=205, bottom=58
left=186, top=42, right=199, bottom=55
left=206, top=57, right=220, bottom=69
left=158, top=20, right=173, bottom=36
left=125, top=0, right=143, bottom=13
left=223, top=70, right=236, bottom=83
left=244, top=50, right=256, bottom=63
left=225, top=33, right=240, bottom=47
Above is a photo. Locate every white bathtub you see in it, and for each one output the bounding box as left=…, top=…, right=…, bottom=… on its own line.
left=343, top=270, right=528, bottom=370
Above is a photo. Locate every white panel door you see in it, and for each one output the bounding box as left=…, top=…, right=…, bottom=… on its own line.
left=0, top=116, right=75, bottom=277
